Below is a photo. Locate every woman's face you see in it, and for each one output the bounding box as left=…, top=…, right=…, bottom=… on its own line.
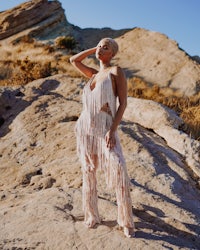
left=96, top=39, right=113, bottom=61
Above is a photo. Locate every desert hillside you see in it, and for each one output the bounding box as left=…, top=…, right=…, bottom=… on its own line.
left=0, top=0, right=199, bottom=96
left=0, top=1, right=200, bottom=250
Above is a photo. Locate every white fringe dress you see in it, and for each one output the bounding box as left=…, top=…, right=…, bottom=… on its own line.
left=75, top=70, right=134, bottom=228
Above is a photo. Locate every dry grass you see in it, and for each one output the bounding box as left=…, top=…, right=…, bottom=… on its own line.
left=0, top=58, right=57, bottom=86
left=180, top=106, right=200, bottom=140
left=0, top=37, right=199, bottom=140
left=128, top=77, right=200, bottom=140
left=0, top=38, right=83, bottom=86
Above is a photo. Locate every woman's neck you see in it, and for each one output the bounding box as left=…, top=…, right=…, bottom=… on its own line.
left=99, top=61, right=111, bottom=71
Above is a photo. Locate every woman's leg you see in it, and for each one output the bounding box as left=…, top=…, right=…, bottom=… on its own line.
left=82, top=154, right=101, bottom=228
left=105, top=134, right=135, bottom=237
left=115, top=162, right=135, bottom=237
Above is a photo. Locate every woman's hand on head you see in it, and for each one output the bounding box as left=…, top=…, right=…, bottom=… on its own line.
left=69, top=47, right=98, bottom=77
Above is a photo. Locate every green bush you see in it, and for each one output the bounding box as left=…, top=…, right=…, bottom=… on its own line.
left=55, top=36, right=77, bottom=50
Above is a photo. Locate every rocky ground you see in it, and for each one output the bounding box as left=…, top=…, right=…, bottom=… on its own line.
left=0, top=74, right=200, bottom=250
left=0, top=1, right=200, bottom=249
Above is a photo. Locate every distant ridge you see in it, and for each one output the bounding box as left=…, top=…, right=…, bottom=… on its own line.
left=0, top=0, right=199, bottom=95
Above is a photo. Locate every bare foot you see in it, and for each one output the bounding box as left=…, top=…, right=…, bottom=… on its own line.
left=84, top=218, right=100, bottom=228
left=123, top=227, right=135, bottom=238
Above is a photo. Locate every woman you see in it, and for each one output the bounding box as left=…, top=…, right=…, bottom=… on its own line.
left=70, top=38, right=135, bottom=238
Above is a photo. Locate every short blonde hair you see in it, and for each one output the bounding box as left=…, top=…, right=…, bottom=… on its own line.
left=98, top=38, right=119, bottom=57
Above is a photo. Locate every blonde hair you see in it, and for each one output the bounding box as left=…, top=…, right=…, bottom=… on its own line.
left=98, top=38, right=119, bottom=57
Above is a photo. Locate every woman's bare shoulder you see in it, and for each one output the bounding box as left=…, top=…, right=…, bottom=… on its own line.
left=110, top=65, right=123, bottom=73
left=110, top=66, right=125, bottom=78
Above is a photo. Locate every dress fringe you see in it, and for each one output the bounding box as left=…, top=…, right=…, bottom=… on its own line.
left=75, top=71, right=134, bottom=228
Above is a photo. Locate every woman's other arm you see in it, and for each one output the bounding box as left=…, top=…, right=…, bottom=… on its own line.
left=110, top=66, right=127, bottom=132
left=105, top=66, right=127, bottom=149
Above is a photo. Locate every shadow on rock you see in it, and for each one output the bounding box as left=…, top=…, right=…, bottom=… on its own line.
left=0, top=79, right=60, bottom=137
left=135, top=229, right=199, bottom=249
left=120, top=120, right=200, bottom=248
left=121, top=121, right=200, bottom=217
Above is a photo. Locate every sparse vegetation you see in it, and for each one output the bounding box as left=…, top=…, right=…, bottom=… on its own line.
left=55, top=36, right=77, bottom=50
left=128, top=77, right=200, bottom=140
left=17, top=58, right=56, bottom=84
left=0, top=57, right=57, bottom=85
left=0, top=37, right=199, bottom=140
left=12, top=35, right=35, bottom=45
left=0, top=37, right=82, bottom=86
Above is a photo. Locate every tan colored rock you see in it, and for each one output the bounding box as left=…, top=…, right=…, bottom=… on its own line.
left=0, top=1, right=199, bottom=247
left=0, top=2, right=199, bottom=97
left=124, top=97, right=200, bottom=177
left=115, top=28, right=200, bottom=96
left=0, top=75, right=200, bottom=249
left=0, top=0, right=68, bottom=40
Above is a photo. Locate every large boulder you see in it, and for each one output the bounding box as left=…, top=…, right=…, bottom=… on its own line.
left=0, top=75, right=200, bottom=249
left=115, top=28, right=200, bottom=96
left=0, top=0, right=69, bottom=40
left=124, top=97, right=200, bottom=178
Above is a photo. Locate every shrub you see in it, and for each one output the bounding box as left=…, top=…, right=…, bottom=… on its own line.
left=16, top=58, right=56, bottom=84
left=127, top=76, right=200, bottom=140
left=55, top=36, right=77, bottom=50
left=0, top=57, right=57, bottom=85
left=12, top=35, right=35, bottom=45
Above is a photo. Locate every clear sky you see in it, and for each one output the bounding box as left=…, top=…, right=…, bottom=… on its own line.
left=0, top=0, right=199, bottom=56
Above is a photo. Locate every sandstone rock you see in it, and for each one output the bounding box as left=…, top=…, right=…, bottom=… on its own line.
left=0, top=75, right=200, bottom=249
left=0, top=0, right=68, bottom=40
left=0, top=0, right=129, bottom=45
left=0, top=1, right=199, bottom=248
left=30, top=175, right=56, bottom=189
left=124, top=97, right=200, bottom=178
left=0, top=1, right=199, bottom=97
left=115, top=28, right=200, bottom=96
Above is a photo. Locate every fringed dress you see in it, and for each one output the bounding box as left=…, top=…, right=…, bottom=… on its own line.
left=75, top=70, right=134, bottom=228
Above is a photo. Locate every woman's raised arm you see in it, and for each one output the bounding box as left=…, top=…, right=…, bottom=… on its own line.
left=70, top=47, right=98, bottom=78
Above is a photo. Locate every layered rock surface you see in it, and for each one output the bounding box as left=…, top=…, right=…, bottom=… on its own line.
left=0, top=75, right=200, bottom=249
left=0, top=0, right=69, bottom=40
left=0, top=1, right=200, bottom=96
left=115, top=28, right=200, bottom=96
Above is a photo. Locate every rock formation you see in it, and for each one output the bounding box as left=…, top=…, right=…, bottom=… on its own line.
left=124, top=97, right=200, bottom=178
left=0, top=75, right=200, bottom=249
left=0, top=1, right=200, bottom=96
left=0, top=0, right=129, bottom=44
left=0, top=0, right=69, bottom=40
left=0, top=1, right=200, bottom=249
left=115, top=28, right=200, bottom=96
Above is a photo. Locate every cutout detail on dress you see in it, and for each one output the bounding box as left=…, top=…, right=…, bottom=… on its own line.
left=100, top=102, right=112, bottom=116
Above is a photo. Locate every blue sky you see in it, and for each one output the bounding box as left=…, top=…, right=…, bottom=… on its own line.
left=0, top=0, right=199, bottom=56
